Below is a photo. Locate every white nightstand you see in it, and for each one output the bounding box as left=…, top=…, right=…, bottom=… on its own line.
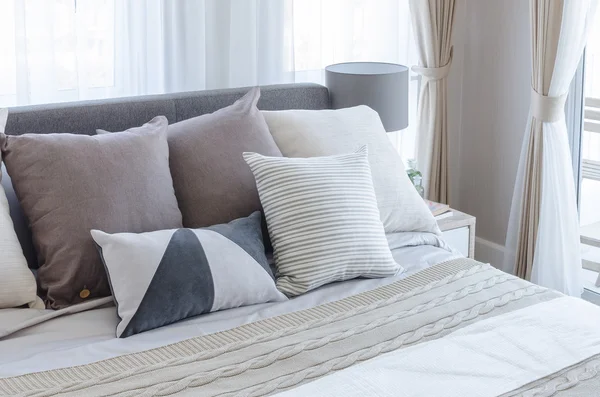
left=437, top=209, right=476, bottom=259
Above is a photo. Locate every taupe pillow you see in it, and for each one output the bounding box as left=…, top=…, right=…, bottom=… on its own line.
left=99, top=88, right=279, bottom=228
left=166, top=87, right=281, bottom=227
left=0, top=116, right=182, bottom=309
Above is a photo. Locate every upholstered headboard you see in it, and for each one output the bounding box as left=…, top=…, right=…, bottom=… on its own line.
left=4, top=84, right=330, bottom=136
left=1, top=83, right=331, bottom=268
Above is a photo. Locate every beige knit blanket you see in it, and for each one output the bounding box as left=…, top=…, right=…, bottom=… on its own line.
left=1, top=258, right=598, bottom=397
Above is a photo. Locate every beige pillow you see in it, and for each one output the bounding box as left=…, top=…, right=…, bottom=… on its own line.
left=0, top=184, right=42, bottom=309
left=0, top=109, right=6, bottom=133
left=1, top=116, right=183, bottom=309
left=0, top=108, right=42, bottom=309
left=262, top=106, right=440, bottom=235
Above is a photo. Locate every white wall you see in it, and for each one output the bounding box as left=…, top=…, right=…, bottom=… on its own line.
left=450, top=0, right=532, bottom=266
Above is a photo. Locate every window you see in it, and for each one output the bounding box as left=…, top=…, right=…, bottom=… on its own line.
left=579, top=8, right=600, bottom=291
left=0, top=0, right=115, bottom=106
left=0, top=1, right=419, bottom=159
left=292, top=0, right=420, bottom=161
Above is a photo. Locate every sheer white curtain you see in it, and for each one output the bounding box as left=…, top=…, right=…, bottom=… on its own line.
left=291, top=0, right=419, bottom=160
left=503, top=0, right=598, bottom=295
left=0, top=0, right=294, bottom=105
left=115, top=0, right=296, bottom=94
left=0, top=0, right=418, bottom=157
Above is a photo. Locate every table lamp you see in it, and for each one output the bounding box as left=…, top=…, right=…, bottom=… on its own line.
left=325, top=62, right=409, bottom=132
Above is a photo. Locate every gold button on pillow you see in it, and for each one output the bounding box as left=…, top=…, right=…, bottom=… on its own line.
left=79, top=289, right=90, bottom=299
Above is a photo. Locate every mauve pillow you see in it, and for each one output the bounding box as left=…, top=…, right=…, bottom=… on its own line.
left=166, top=87, right=281, bottom=228
left=0, top=116, right=183, bottom=309
left=100, top=88, right=280, bottom=228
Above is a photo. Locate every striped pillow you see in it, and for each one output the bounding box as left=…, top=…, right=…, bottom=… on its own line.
left=244, top=146, right=401, bottom=297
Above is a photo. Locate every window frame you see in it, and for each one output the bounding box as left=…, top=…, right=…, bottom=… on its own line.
left=566, top=53, right=586, bottom=206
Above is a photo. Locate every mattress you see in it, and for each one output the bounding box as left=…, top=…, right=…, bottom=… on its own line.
left=0, top=232, right=458, bottom=378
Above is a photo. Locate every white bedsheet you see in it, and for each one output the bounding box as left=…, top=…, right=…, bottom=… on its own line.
left=274, top=297, right=600, bottom=397
left=0, top=232, right=458, bottom=378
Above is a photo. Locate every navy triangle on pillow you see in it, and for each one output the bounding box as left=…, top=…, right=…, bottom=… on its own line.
left=120, top=229, right=215, bottom=338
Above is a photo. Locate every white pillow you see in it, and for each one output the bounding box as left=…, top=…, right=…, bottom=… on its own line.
left=244, top=146, right=401, bottom=297
left=262, top=106, right=440, bottom=235
left=0, top=109, right=7, bottom=133
left=0, top=109, right=42, bottom=309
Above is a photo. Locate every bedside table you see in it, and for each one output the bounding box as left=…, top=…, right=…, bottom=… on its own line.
left=437, top=209, right=476, bottom=259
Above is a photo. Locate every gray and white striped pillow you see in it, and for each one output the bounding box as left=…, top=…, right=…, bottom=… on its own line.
left=244, top=146, right=401, bottom=297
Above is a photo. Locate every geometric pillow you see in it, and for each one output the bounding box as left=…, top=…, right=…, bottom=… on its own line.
left=244, top=146, right=401, bottom=298
left=91, top=212, right=286, bottom=338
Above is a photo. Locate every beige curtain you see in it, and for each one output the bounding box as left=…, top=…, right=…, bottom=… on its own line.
left=514, top=0, right=561, bottom=281
left=504, top=0, right=598, bottom=295
left=409, top=0, right=456, bottom=204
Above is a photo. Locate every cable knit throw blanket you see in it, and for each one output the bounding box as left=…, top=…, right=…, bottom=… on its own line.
left=2, top=258, right=600, bottom=397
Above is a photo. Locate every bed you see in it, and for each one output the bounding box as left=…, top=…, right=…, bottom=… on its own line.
left=0, top=233, right=456, bottom=377
left=1, top=84, right=600, bottom=397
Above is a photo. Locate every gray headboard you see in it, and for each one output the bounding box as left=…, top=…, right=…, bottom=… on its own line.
left=4, top=83, right=330, bottom=136
left=1, top=83, right=331, bottom=268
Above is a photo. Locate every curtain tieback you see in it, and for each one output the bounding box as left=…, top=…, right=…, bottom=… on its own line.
left=530, top=88, right=567, bottom=123
left=411, top=47, right=454, bottom=81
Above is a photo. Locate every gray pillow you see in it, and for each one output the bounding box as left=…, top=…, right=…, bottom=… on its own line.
left=164, top=87, right=282, bottom=228
left=92, top=211, right=285, bottom=338
left=99, top=87, right=281, bottom=229
left=1, top=116, right=183, bottom=309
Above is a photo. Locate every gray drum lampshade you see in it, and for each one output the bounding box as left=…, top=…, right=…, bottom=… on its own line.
left=325, top=62, right=409, bottom=132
